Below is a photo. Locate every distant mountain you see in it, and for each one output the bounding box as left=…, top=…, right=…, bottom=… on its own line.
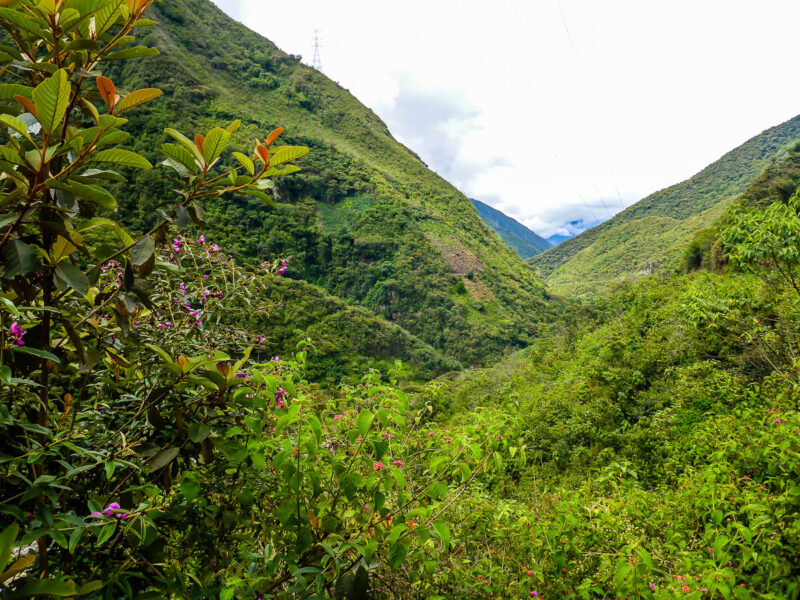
left=470, top=199, right=551, bottom=258
left=530, top=115, right=800, bottom=295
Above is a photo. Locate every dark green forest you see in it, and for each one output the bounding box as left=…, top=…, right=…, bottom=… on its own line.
left=1, top=1, right=799, bottom=599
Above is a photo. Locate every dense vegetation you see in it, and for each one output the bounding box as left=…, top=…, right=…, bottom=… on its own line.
left=100, top=0, right=559, bottom=371
left=531, top=117, right=800, bottom=295
left=1, top=1, right=800, bottom=599
left=470, top=200, right=551, bottom=259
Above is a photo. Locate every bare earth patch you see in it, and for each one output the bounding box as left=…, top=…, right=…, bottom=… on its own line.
left=426, top=234, right=495, bottom=301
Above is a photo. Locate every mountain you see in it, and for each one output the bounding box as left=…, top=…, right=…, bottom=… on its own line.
left=470, top=199, right=551, bottom=258
left=111, top=0, right=558, bottom=369
left=529, top=116, right=800, bottom=295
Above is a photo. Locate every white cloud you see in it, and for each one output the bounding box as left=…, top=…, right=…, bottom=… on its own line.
left=212, top=0, right=800, bottom=237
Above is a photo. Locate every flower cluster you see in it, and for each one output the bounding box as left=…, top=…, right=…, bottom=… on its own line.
left=8, top=321, right=25, bottom=346
left=90, top=502, right=130, bottom=520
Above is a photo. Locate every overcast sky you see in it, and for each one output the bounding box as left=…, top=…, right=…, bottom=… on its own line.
left=212, top=0, right=800, bottom=238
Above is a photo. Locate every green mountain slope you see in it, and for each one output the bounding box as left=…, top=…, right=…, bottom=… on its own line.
left=470, top=199, right=551, bottom=258
left=530, top=115, right=800, bottom=295
left=112, top=0, right=558, bottom=367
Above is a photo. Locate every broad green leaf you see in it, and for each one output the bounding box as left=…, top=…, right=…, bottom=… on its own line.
left=269, top=145, right=309, bottom=167
left=389, top=543, right=407, bottom=569
left=432, top=521, right=450, bottom=548
left=0, top=84, right=32, bottom=101
left=0, top=8, right=43, bottom=36
left=357, top=410, right=374, bottom=436
left=5, top=578, right=76, bottom=598
left=202, top=127, right=231, bottom=166
left=90, top=148, right=152, bottom=170
left=263, top=164, right=301, bottom=178
left=104, top=46, right=160, bottom=60
left=2, top=239, right=41, bottom=279
left=46, top=179, right=116, bottom=210
left=13, top=346, right=61, bottom=364
left=0, top=365, right=11, bottom=385
left=32, top=69, right=70, bottom=134
left=164, top=128, right=203, bottom=164
left=180, top=481, right=201, bottom=500
left=232, top=152, right=254, bottom=175
left=130, top=235, right=155, bottom=266
left=0, top=114, right=34, bottom=142
left=146, top=447, right=180, bottom=472
left=55, top=263, right=90, bottom=295
left=160, top=143, right=198, bottom=173
left=115, top=88, right=161, bottom=113
left=0, top=554, right=35, bottom=584
left=0, top=522, right=18, bottom=574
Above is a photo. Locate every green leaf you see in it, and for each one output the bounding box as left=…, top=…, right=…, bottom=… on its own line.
left=263, top=164, right=301, bottom=178
left=269, top=145, right=309, bottom=167
left=5, top=578, right=76, bottom=598
left=160, top=143, right=198, bottom=174
left=164, top=128, right=203, bottom=164
left=46, top=179, right=116, bottom=210
left=180, top=481, right=201, bottom=501
left=3, top=239, right=41, bottom=279
left=95, top=523, right=115, bottom=546
left=146, top=447, right=179, bottom=472
left=32, top=69, right=70, bottom=134
left=0, top=522, right=19, bottom=574
left=55, top=263, right=90, bottom=295
left=432, top=521, right=450, bottom=549
left=115, top=88, right=161, bottom=113
left=188, top=423, right=211, bottom=443
left=0, top=114, right=34, bottom=142
left=12, top=346, right=61, bottom=364
left=130, top=236, right=155, bottom=266
left=357, top=410, right=374, bottom=436
left=220, top=588, right=235, bottom=600
left=90, top=148, right=152, bottom=170
left=0, top=365, right=11, bottom=385
left=0, top=84, right=33, bottom=101
left=232, top=152, right=254, bottom=176
left=104, top=46, right=160, bottom=60
left=202, top=127, right=231, bottom=166
left=389, top=542, right=407, bottom=569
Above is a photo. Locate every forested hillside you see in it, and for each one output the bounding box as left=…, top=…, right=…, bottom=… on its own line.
left=470, top=199, right=551, bottom=258
left=531, top=116, right=800, bottom=295
left=105, top=0, right=557, bottom=368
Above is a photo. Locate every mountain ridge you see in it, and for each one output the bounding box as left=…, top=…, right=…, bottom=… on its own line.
left=470, top=199, right=551, bottom=258
left=530, top=114, right=800, bottom=294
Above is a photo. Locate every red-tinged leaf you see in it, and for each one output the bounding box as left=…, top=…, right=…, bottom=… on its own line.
left=265, top=127, right=284, bottom=147
left=14, top=95, right=36, bottom=115
left=96, top=76, right=117, bottom=110
left=194, top=134, right=205, bottom=155
left=256, top=145, right=269, bottom=164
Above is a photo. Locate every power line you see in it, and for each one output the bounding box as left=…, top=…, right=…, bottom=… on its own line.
left=311, top=30, right=322, bottom=71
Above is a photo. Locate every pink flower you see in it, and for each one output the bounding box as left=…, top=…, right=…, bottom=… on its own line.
left=682, top=586, right=690, bottom=593
left=9, top=321, right=25, bottom=345
left=373, top=462, right=385, bottom=471
left=530, top=592, right=538, bottom=597
left=198, top=235, right=205, bottom=244
left=392, top=460, right=404, bottom=467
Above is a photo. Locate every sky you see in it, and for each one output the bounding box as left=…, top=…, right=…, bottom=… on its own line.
left=212, top=0, right=800, bottom=238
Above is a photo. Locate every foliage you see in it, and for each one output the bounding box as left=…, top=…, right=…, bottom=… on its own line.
left=96, top=0, right=560, bottom=368
left=532, top=125, right=800, bottom=296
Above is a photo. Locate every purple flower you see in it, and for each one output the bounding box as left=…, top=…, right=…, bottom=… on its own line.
left=198, top=235, right=205, bottom=244
left=9, top=321, right=25, bottom=346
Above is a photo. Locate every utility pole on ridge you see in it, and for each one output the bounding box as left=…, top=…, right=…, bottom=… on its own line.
left=312, top=30, right=322, bottom=71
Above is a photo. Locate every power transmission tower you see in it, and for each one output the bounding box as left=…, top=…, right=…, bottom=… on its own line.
left=311, top=30, right=322, bottom=71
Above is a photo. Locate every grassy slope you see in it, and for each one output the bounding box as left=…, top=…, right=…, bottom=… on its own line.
left=531, top=115, right=800, bottom=294
left=113, top=0, right=558, bottom=367
left=470, top=199, right=551, bottom=258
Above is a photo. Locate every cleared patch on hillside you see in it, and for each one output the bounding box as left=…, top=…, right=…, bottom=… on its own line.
left=426, top=234, right=495, bottom=301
